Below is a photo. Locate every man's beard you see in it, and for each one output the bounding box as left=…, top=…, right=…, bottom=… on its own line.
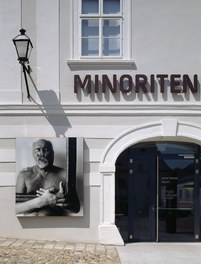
left=37, top=157, right=49, bottom=169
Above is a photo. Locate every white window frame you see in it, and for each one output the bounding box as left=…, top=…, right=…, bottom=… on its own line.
left=69, top=0, right=133, bottom=67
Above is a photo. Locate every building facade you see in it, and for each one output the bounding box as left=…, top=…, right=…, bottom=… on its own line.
left=1, top=0, right=201, bottom=245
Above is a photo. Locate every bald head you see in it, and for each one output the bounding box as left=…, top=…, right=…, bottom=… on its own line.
left=32, top=139, right=54, bottom=169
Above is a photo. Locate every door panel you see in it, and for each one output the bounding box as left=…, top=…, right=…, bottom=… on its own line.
left=158, top=156, right=196, bottom=241
left=128, top=156, right=156, bottom=242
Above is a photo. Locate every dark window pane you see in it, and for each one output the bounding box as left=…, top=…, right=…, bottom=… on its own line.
left=82, top=0, right=99, bottom=14
left=82, top=19, right=99, bottom=37
left=82, top=38, right=99, bottom=56
left=103, top=0, right=120, bottom=14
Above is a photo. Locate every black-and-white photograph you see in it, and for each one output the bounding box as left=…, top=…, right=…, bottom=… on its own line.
left=15, top=137, right=83, bottom=217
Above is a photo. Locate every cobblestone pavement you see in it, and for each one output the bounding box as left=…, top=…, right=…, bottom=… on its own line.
left=0, top=238, right=121, bottom=264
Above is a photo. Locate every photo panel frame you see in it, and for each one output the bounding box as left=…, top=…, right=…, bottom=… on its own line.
left=15, top=137, right=83, bottom=217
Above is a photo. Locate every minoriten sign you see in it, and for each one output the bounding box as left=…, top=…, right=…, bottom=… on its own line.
left=74, top=74, right=198, bottom=94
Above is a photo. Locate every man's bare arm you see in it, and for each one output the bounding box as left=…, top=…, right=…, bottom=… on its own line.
left=16, top=189, right=56, bottom=214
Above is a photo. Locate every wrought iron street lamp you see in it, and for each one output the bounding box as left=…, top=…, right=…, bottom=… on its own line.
left=13, top=28, right=33, bottom=99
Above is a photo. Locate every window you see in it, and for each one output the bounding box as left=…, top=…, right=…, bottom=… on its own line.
left=81, top=0, right=122, bottom=57
left=69, top=0, right=133, bottom=65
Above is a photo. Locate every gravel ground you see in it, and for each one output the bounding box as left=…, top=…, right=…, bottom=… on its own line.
left=0, top=238, right=121, bottom=264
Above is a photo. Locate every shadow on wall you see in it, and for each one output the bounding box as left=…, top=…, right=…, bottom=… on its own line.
left=36, top=90, right=71, bottom=137
left=27, top=72, right=71, bottom=137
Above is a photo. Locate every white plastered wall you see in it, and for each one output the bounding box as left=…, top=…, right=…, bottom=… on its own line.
left=0, top=136, right=106, bottom=244
left=99, top=119, right=201, bottom=245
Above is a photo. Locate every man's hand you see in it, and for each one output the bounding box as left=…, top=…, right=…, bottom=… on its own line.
left=36, top=188, right=57, bottom=207
left=56, top=182, right=65, bottom=198
left=36, top=182, right=66, bottom=208
left=55, top=182, right=66, bottom=206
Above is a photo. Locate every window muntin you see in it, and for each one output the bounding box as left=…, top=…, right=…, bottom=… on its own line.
left=80, top=0, right=122, bottom=58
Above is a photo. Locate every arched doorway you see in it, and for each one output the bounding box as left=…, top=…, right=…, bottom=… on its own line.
left=115, top=142, right=201, bottom=242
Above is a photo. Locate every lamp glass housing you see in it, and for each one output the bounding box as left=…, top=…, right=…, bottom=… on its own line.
left=13, top=29, right=33, bottom=63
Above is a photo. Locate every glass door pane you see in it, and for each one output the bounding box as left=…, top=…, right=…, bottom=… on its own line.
left=128, top=157, right=156, bottom=242
left=158, top=155, right=195, bottom=241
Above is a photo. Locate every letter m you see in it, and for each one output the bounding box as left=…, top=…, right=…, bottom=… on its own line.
left=74, top=75, right=91, bottom=93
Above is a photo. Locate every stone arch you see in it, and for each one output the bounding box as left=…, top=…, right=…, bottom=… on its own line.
left=99, top=119, right=201, bottom=245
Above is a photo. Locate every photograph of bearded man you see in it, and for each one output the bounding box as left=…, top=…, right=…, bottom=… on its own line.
left=16, top=138, right=68, bottom=216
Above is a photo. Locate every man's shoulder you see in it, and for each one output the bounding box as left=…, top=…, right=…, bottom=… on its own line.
left=19, top=166, right=35, bottom=176
left=21, top=167, right=32, bottom=172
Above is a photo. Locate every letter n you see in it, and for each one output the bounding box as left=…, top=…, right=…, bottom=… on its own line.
left=183, top=74, right=198, bottom=93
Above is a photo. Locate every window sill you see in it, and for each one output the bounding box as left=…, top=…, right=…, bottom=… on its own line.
left=67, top=59, right=136, bottom=70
